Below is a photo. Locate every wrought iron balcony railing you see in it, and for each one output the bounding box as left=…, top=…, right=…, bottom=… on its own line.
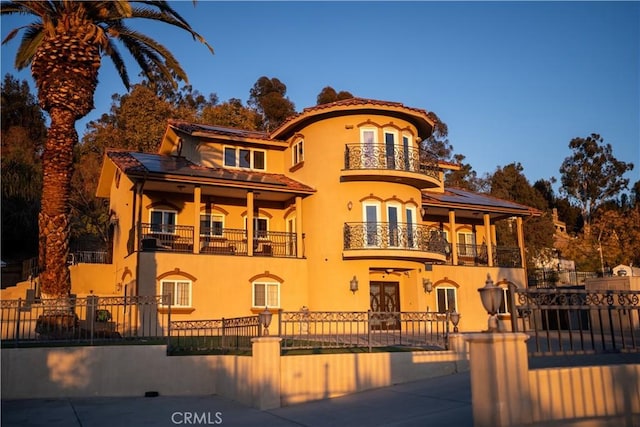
left=455, top=243, right=522, bottom=268
left=138, top=224, right=297, bottom=257
left=344, top=143, right=439, bottom=179
left=344, top=222, right=450, bottom=255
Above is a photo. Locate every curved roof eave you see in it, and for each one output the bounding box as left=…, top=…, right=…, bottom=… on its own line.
left=271, top=98, right=436, bottom=140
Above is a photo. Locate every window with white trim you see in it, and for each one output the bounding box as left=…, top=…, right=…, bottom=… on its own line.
left=200, top=213, right=224, bottom=236
left=224, top=146, right=266, bottom=170
left=457, top=231, right=476, bottom=256
left=245, top=217, right=269, bottom=238
left=292, top=139, right=304, bottom=166
left=363, top=202, right=381, bottom=247
left=253, top=281, right=280, bottom=308
left=498, top=287, right=511, bottom=314
left=150, top=209, right=176, bottom=234
left=436, top=286, right=457, bottom=313
left=161, top=280, right=192, bottom=307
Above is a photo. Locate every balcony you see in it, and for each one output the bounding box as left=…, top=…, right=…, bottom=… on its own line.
left=343, top=222, right=450, bottom=261
left=139, top=223, right=297, bottom=258
left=342, top=144, right=441, bottom=188
left=455, top=243, right=522, bottom=268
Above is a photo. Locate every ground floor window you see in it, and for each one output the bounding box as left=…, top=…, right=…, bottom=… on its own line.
left=253, top=281, right=279, bottom=308
left=436, top=286, right=457, bottom=313
left=161, top=280, right=192, bottom=307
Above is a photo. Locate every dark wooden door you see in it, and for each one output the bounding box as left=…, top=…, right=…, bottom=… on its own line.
left=370, top=281, right=400, bottom=330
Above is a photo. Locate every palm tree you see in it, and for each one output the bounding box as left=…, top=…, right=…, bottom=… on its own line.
left=1, top=1, right=212, bottom=302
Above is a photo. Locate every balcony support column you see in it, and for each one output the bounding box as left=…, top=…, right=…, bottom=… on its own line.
left=247, top=191, right=254, bottom=256
left=516, top=217, right=525, bottom=269
left=449, top=210, right=458, bottom=265
left=295, top=196, right=303, bottom=258
left=193, top=185, right=201, bottom=254
left=484, top=213, right=494, bottom=267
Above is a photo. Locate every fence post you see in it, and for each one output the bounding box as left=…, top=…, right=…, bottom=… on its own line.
left=222, top=318, right=227, bottom=349
left=87, top=295, right=98, bottom=345
left=367, top=310, right=372, bottom=353
left=15, top=298, right=22, bottom=345
left=466, top=333, right=531, bottom=427
left=251, top=337, right=282, bottom=410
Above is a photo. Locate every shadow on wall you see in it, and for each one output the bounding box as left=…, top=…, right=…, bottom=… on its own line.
left=528, top=363, right=640, bottom=427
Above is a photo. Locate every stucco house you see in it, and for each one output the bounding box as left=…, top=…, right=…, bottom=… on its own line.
left=79, top=98, right=539, bottom=331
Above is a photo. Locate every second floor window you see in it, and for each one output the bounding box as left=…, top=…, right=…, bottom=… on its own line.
left=150, top=210, right=176, bottom=234
left=200, top=214, right=224, bottom=236
left=292, top=139, right=304, bottom=166
left=224, top=147, right=266, bottom=170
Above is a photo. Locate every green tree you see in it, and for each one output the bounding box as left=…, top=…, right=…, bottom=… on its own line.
left=201, top=98, right=259, bottom=130
left=489, top=163, right=555, bottom=267
left=559, top=133, right=634, bottom=237
left=316, top=86, right=354, bottom=105
left=444, top=154, right=480, bottom=191
left=1, top=1, right=212, bottom=298
left=248, top=76, right=296, bottom=132
left=1, top=74, right=46, bottom=261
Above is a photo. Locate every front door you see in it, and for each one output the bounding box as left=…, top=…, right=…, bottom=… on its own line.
left=370, top=281, right=400, bottom=330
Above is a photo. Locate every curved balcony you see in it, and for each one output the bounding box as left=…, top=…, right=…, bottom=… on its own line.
left=342, top=144, right=441, bottom=189
left=343, top=222, right=450, bottom=262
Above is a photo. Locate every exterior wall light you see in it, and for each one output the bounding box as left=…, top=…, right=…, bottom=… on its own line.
left=259, top=307, right=272, bottom=336
left=350, top=275, right=359, bottom=293
left=478, top=274, right=503, bottom=332
left=423, top=278, right=433, bottom=294
left=347, top=201, right=353, bottom=211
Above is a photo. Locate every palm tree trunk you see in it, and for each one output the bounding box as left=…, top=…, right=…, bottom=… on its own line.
left=38, top=108, right=77, bottom=301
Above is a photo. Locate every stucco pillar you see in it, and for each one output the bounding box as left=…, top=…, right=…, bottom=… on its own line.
left=483, top=213, right=494, bottom=267
left=516, top=217, right=525, bottom=269
left=466, top=333, right=532, bottom=427
left=247, top=191, right=254, bottom=256
left=251, top=337, right=282, bottom=410
left=449, top=210, right=458, bottom=265
left=448, top=333, right=469, bottom=372
left=193, top=185, right=201, bottom=254
left=295, top=196, right=303, bottom=258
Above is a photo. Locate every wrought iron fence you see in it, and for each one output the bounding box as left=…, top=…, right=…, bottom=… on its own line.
left=527, top=269, right=598, bottom=288
left=1, top=295, right=169, bottom=346
left=344, top=222, right=450, bottom=255
left=168, top=315, right=261, bottom=354
left=68, top=251, right=111, bottom=265
left=344, top=143, right=439, bottom=178
left=278, top=310, right=452, bottom=352
left=513, top=288, right=640, bottom=355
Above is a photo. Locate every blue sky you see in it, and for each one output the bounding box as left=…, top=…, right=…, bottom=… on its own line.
left=2, top=1, right=639, bottom=190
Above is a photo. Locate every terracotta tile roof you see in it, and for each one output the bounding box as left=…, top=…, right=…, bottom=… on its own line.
left=106, top=150, right=315, bottom=194
left=271, top=97, right=436, bottom=139
left=422, top=187, right=541, bottom=216
left=168, top=119, right=271, bottom=141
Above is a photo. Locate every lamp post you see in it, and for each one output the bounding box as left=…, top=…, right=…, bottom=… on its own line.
left=450, top=310, right=461, bottom=333
left=477, top=274, right=503, bottom=332
left=259, top=306, right=272, bottom=336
